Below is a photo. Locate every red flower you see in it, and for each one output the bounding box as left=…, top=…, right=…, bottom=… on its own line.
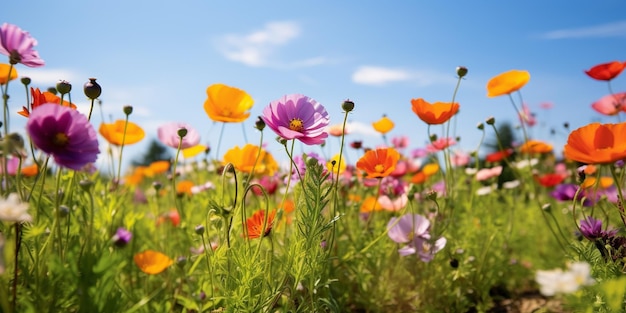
left=246, top=209, right=276, bottom=239
left=535, top=173, right=566, bottom=188
left=485, top=149, right=513, bottom=163
left=585, top=61, right=626, bottom=81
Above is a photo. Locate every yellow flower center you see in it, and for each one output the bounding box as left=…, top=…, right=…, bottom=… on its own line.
left=53, top=133, right=69, bottom=147
left=374, top=164, right=385, bottom=173
left=289, top=118, right=304, bottom=132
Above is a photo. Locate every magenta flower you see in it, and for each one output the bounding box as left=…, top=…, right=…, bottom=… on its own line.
left=0, top=23, right=44, bottom=67
left=262, top=94, right=329, bottom=145
left=26, top=103, right=99, bottom=170
left=157, top=122, right=200, bottom=149
left=112, top=227, right=132, bottom=247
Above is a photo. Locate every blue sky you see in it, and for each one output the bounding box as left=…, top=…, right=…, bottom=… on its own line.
left=3, top=1, right=626, bottom=172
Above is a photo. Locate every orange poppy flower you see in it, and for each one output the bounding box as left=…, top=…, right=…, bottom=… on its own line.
left=486, top=70, right=530, bottom=97
left=411, top=171, right=427, bottom=184
left=519, top=140, right=553, bottom=154
left=564, top=122, right=626, bottom=164
left=204, top=83, right=254, bottom=123
left=20, top=163, right=39, bottom=177
left=356, top=147, right=401, bottom=179
left=246, top=209, right=276, bottom=239
left=372, top=115, right=394, bottom=134
left=223, top=144, right=278, bottom=176
left=19, top=87, right=77, bottom=117
left=0, top=64, right=17, bottom=85
left=99, top=120, right=145, bottom=146
left=585, top=61, right=626, bottom=81
left=410, top=98, right=459, bottom=125
left=148, top=160, right=170, bottom=175
left=134, top=250, right=174, bottom=274
left=176, top=180, right=194, bottom=196
left=360, top=196, right=383, bottom=213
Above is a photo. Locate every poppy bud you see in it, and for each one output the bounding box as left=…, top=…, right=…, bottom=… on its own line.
left=20, top=77, right=30, bottom=86
left=79, top=179, right=93, bottom=192
left=477, top=122, right=484, bottom=130
left=84, top=78, right=102, bottom=100
left=429, top=134, right=437, bottom=142
left=47, top=87, right=58, bottom=95
left=58, top=205, right=70, bottom=218
left=563, top=122, right=569, bottom=129
left=541, top=203, right=551, bottom=212
left=56, top=80, right=72, bottom=95
left=450, top=258, right=459, bottom=268
left=342, top=99, right=355, bottom=112
left=123, top=105, right=133, bottom=115
left=485, top=116, right=496, bottom=125
left=177, top=128, right=188, bottom=138
left=255, top=116, right=266, bottom=131
left=456, top=66, right=468, bottom=78
left=153, top=181, right=162, bottom=191
left=195, top=225, right=205, bottom=235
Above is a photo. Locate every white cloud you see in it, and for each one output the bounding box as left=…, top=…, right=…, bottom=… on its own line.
left=352, top=66, right=412, bottom=86
left=345, top=121, right=379, bottom=137
left=217, top=21, right=300, bottom=67
left=16, top=68, right=81, bottom=87
left=540, top=20, right=626, bottom=39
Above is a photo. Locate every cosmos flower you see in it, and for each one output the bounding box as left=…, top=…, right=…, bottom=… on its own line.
left=590, top=92, right=626, bottom=116
left=204, top=83, right=254, bottom=123
left=262, top=94, right=329, bottom=145
left=0, top=23, right=44, bottom=67
left=564, top=122, right=626, bottom=164
left=535, top=262, right=594, bottom=296
left=356, top=147, right=401, bottom=179
left=246, top=209, right=276, bottom=239
left=411, top=98, right=459, bottom=125
left=26, top=103, right=99, bottom=170
left=0, top=193, right=31, bottom=223
left=486, top=70, right=530, bottom=97
left=584, top=61, right=626, bottom=81
left=387, top=213, right=446, bottom=261
left=99, top=120, right=145, bottom=146
left=112, top=227, right=132, bottom=247
left=134, top=250, right=174, bottom=274
left=157, top=122, right=201, bottom=149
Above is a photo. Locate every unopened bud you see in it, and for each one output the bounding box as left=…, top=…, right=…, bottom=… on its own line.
left=342, top=99, right=355, bottom=112
left=123, top=105, right=133, bottom=115
left=83, top=78, right=102, bottom=100
left=477, top=122, right=484, bottom=130
left=485, top=116, right=496, bottom=125
left=177, top=128, right=188, bottom=138
left=255, top=116, right=266, bottom=131
left=56, top=80, right=72, bottom=95
left=20, top=77, right=31, bottom=86
left=456, top=66, right=468, bottom=78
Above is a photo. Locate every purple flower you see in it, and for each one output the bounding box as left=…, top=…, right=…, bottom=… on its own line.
left=0, top=23, right=44, bottom=67
left=112, top=227, right=132, bottom=247
left=550, top=184, right=593, bottom=206
left=26, top=104, right=99, bottom=170
left=387, top=213, right=447, bottom=261
left=579, top=217, right=603, bottom=240
left=157, top=122, right=200, bottom=149
left=262, top=94, right=329, bottom=145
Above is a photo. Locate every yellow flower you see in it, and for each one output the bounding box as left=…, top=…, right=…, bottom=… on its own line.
left=519, top=140, right=553, bottom=154
left=327, top=154, right=346, bottom=175
left=486, top=70, right=530, bottom=97
left=0, top=64, right=17, bottom=85
left=182, top=144, right=207, bottom=159
left=204, top=83, right=254, bottom=123
left=372, top=115, right=394, bottom=134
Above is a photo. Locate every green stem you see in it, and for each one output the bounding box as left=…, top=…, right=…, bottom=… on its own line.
left=116, top=115, right=130, bottom=184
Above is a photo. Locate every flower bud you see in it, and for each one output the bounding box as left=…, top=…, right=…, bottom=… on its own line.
left=58, top=205, right=70, bottom=218
left=20, top=77, right=31, bottom=86
left=123, top=105, right=133, bottom=115
left=255, top=116, right=266, bottom=131
left=485, top=116, right=496, bottom=125
left=47, top=87, right=58, bottom=95
left=56, top=80, right=72, bottom=95
left=476, top=122, right=484, bottom=130
left=177, top=127, right=188, bottom=138
left=342, top=99, right=355, bottom=112
left=79, top=179, right=93, bottom=192
left=153, top=181, right=162, bottom=191
left=83, top=78, right=102, bottom=100
left=195, top=225, right=205, bottom=235
left=456, top=66, right=468, bottom=78
left=429, top=134, right=438, bottom=142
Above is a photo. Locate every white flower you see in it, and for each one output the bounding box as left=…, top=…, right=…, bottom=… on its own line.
left=535, top=262, right=594, bottom=296
left=502, top=180, right=520, bottom=189
left=0, top=193, right=31, bottom=223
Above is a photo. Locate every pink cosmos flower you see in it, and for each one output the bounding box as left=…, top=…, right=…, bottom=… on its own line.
left=26, top=104, right=99, bottom=170
left=519, top=103, right=536, bottom=127
left=540, top=102, right=554, bottom=110
left=591, top=92, right=626, bottom=116
left=157, top=122, right=200, bottom=149
left=426, top=137, right=456, bottom=153
left=475, top=166, right=502, bottom=181
left=262, top=94, right=330, bottom=145
left=451, top=151, right=471, bottom=167
left=391, top=136, right=409, bottom=149
left=0, top=23, right=44, bottom=67
left=387, top=213, right=446, bottom=261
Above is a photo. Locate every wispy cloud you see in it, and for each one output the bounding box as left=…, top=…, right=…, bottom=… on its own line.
left=352, top=66, right=458, bottom=87
left=539, top=20, right=626, bottom=39
left=351, top=66, right=412, bottom=86
left=17, top=68, right=81, bottom=87
left=216, top=21, right=329, bottom=68
left=217, top=21, right=300, bottom=67
left=345, top=121, right=379, bottom=137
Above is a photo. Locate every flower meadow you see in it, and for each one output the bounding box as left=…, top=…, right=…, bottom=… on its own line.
left=2, top=22, right=626, bottom=313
